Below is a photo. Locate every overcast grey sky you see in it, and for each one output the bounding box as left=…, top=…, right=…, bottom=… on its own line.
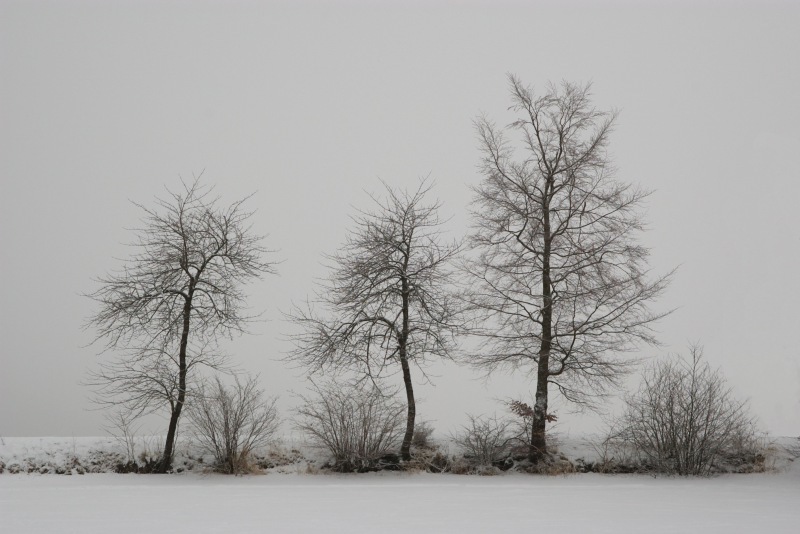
left=1, top=0, right=798, bottom=438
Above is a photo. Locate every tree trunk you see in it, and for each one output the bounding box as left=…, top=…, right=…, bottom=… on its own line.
left=160, top=403, right=181, bottom=473
left=530, top=362, right=549, bottom=463
left=399, top=354, right=416, bottom=462
left=158, top=295, right=191, bottom=473
left=530, top=189, right=553, bottom=464
left=399, top=272, right=415, bottom=462
left=531, top=291, right=551, bottom=462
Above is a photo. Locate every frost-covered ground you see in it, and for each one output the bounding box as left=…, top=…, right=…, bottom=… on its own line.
left=2, top=437, right=799, bottom=533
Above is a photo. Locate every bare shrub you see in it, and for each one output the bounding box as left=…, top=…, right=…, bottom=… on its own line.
left=451, top=414, right=514, bottom=468
left=521, top=453, right=576, bottom=475
left=403, top=422, right=452, bottom=473
left=104, top=409, right=141, bottom=465
left=613, top=346, right=760, bottom=476
left=188, top=375, right=280, bottom=474
left=138, top=436, right=163, bottom=467
left=577, top=434, right=641, bottom=474
left=103, top=410, right=164, bottom=473
left=295, top=382, right=405, bottom=472
left=412, top=421, right=436, bottom=451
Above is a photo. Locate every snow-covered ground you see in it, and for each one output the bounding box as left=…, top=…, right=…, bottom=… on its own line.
left=3, top=469, right=799, bottom=533
left=2, top=437, right=799, bottom=533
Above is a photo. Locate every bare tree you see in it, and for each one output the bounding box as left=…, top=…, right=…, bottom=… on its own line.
left=288, top=178, right=461, bottom=461
left=86, top=179, right=276, bottom=472
left=188, top=374, right=280, bottom=474
left=464, top=76, right=672, bottom=463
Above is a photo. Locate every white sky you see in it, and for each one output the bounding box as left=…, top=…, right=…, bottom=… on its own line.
left=1, top=0, right=798, bottom=438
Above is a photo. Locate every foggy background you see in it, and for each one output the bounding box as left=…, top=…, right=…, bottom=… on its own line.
left=1, top=0, right=798, bottom=439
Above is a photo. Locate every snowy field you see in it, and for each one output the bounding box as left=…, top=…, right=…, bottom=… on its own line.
left=3, top=470, right=800, bottom=533
left=2, top=438, right=799, bottom=533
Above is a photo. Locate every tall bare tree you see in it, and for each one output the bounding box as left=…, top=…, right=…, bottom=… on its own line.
left=86, top=179, right=276, bottom=472
left=289, top=179, right=461, bottom=461
left=465, top=76, right=672, bottom=463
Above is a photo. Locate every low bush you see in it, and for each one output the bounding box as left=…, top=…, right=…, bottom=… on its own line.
left=188, top=375, right=280, bottom=474
left=412, top=421, right=436, bottom=451
left=451, top=414, right=514, bottom=470
left=104, top=410, right=141, bottom=466
left=518, top=451, right=576, bottom=475
left=295, top=382, right=404, bottom=472
left=611, top=346, right=761, bottom=476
